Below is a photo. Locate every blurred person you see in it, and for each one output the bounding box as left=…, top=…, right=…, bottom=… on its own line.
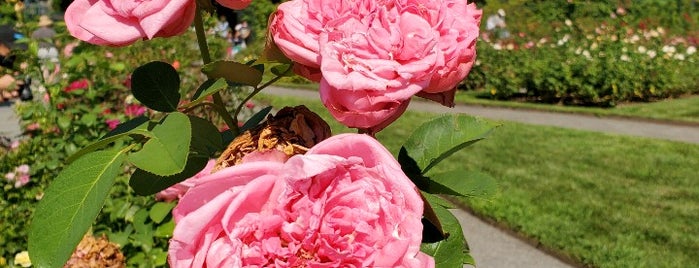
left=0, top=24, right=28, bottom=103
left=486, top=9, right=510, bottom=39
left=234, top=20, right=250, bottom=49
left=32, top=15, right=58, bottom=63
left=213, top=15, right=230, bottom=39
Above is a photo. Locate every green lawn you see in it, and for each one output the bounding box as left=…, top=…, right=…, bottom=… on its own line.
left=259, top=93, right=699, bottom=268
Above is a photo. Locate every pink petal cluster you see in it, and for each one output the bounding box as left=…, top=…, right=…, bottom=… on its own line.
left=64, top=78, right=90, bottom=93
left=155, top=160, right=216, bottom=202
left=105, top=119, right=120, bottom=130
left=217, top=0, right=253, bottom=10
left=169, top=134, right=434, bottom=267
left=65, top=0, right=196, bottom=46
left=64, top=0, right=254, bottom=46
left=124, top=104, right=147, bottom=118
left=271, top=0, right=481, bottom=133
left=5, top=164, right=30, bottom=188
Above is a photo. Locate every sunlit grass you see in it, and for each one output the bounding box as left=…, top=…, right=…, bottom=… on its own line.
left=259, top=93, right=699, bottom=268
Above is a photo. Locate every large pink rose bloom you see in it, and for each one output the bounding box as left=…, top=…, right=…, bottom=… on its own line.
left=271, top=0, right=481, bottom=132
left=169, top=134, right=434, bottom=267
left=65, top=0, right=196, bottom=46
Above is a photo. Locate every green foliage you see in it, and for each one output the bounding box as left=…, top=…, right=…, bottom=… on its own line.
left=128, top=113, right=191, bottom=176
left=395, top=114, right=498, bottom=264
left=131, top=61, right=181, bottom=112
left=29, top=149, right=127, bottom=268
left=466, top=1, right=699, bottom=106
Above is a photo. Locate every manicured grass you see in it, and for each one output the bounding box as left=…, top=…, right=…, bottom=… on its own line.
left=454, top=90, right=699, bottom=124
left=259, top=93, right=699, bottom=268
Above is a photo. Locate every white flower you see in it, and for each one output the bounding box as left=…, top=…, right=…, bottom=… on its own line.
left=14, top=251, right=31, bottom=268
left=630, top=34, right=640, bottom=43
left=492, top=43, right=502, bottom=50
left=657, top=27, right=665, bottom=35
left=590, top=42, right=598, bottom=50
left=662, top=45, right=676, bottom=54
left=575, top=47, right=583, bottom=55
left=647, top=50, right=657, bottom=59
left=673, top=54, right=685, bottom=61
left=506, top=43, right=515, bottom=50
left=687, top=46, right=696, bottom=55
left=620, top=55, right=631, bottom=62
left=637, top=46, right=647, bottom=53
left=565, top=19, right=572, bottom=27
left=582, top=50, right=591, bottom=59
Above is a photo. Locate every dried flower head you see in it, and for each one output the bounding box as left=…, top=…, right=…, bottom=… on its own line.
left=213, top=105, right=331, bottom=171
left=64, top=234, right=125, bottom=268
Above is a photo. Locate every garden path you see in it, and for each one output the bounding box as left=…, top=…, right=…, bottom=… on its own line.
left=266, top=86, right=699, bottom=144
left=0, top=101, right=21, bottom=139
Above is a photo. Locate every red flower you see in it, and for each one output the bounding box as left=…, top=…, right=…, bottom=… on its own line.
left=64, top=79, right=90, bottom=93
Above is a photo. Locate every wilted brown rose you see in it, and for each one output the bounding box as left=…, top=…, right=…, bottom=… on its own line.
left=213, top=105, right=331, bottom=171
left=64, top=233, right=125, bottom=268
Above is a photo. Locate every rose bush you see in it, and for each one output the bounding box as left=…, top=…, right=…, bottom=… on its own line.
left=169, top=134, right=434, bottom=267
left=271, top=0, right=481, bottom=132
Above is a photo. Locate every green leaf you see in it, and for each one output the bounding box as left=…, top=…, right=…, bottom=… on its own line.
left=240, top=106, right=273, bottom=133
left=427, top=170, right=497, bottom=199
left=103, top=116, right=150, bottom=139
left=189, top=115, right=223, bottom=157
left=57, top=116, right=71, bottom=130
left=402, top=114, right=498, bottom=174
left=270, top=64, right=293, bottom=77
left=201, top=60, right=263, bottom=87
left=128, top=112, right=191, bottom=176
left=80, top=113, right=97, bottom=126
left=149, top=202, right=176, bottom=224
left=28, top=149, right=127, bottom=268
left=190, top=78, right=227, bottom=105
left=154, top=218, right=175, bottom=238
left=131, top=61, right=181, bottom=112
left=420, top=193, right=473, bottom=267
left=67, top=117, right=151, bottom=163
left=129, top=156, right=209, bottom=196
left=107, top=225, right=133, bottom=247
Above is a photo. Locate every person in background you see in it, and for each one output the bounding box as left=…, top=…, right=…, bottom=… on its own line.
left=486, top=8, right=510, bottom=39
left=32, top=15, right=58, bottom=62
left=0, top=24, right=25, bottom=103
left=31, top=15, right=58, bottom=82
left=234, top=20, right=250, bottom=49
left=213, top=15, right=230, bottom=39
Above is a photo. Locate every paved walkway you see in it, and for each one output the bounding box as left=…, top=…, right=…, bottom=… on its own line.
left=4, top=88, right=698, bottom=268
left=0, top=101, right=22, bottom=139
left=267, top=86, right=699, bottom=144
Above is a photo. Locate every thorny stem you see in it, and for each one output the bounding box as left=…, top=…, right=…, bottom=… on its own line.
left=193, top=4, right=238, bottom=134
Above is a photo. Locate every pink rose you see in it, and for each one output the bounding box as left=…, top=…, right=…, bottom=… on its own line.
left=155, top=160, right=216, bottom=202
left=64, top=78, right=90, bottom=93
left=105, top=119, right=120, bottom=130
left=169, top=134, right=433, bottom=267
left=65, top=0, right=196, bottom=46
left=124, top=104, right=147, bottom=118
left=216, top=0, right=252, bottom=10
left=416, top=1, right=482, bottom=107
left=272, top=0, right=481, bottom=133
